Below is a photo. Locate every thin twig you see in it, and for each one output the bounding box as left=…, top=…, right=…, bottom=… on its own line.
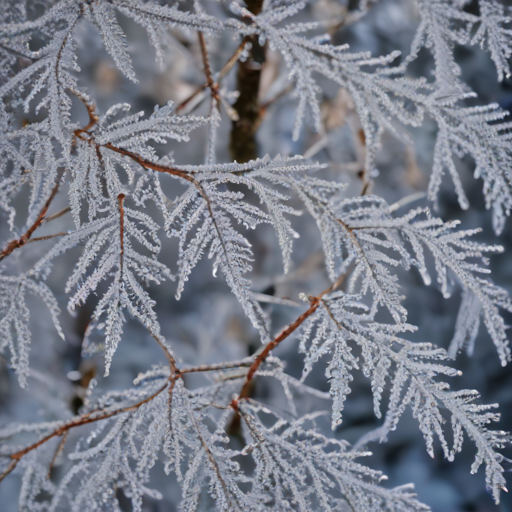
left=102, top=143, right=198, bottom=186
left=218, top=37, right=250, bottom=81
left=42, top=206, right=70, bottom=224
left=74, top=98, right=99, bottom=138
left=233, top=298, right=321, bottom=405
left=0, top=173, right=64, bottom=262
left=181, top=359, right=254, bottom=374
left=0, top=43, right=35, bottom=62
left=232, top=271, right=347, bottom=408
left=26, top=232, right=67, bottom=244
left=175, top=37, right=249, bottom=114
left=150, top=333, right=179, bottom=373
left=186, top=396, right=241, bottom=509
left=251, top=292, right=302, bottom=308
left=0, top=381, right=170, bottom=483
left=174, top=84, right=209, bottom=114
left=46, top=431, right=69, bottom=479
left=198, top=32, right=217, bottom=97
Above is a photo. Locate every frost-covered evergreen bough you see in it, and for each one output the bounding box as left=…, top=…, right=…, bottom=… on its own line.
left=0, top=1, right=511, bottom=510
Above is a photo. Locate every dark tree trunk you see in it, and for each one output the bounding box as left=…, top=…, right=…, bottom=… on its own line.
left=229, top=0, right=265, bottom=163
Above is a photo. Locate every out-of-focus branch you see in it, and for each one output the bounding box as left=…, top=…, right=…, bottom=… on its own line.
left=198, top=32, right=219, bottom=106
left=175, top=37, right=250, bottom=114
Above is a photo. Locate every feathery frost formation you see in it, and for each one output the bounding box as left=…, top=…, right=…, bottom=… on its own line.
left=0, top=0, right=511, bottom=510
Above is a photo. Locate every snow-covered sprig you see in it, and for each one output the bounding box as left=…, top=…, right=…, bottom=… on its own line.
left=239, top=403, right=431, bottom=511
left=316, top=195, right=512, bottom=363
left=299, top=293, right=511, bottom=503
left=166, top=155, right=340, bottom=341
left=0, top=274, right=63, bottom=388
left=65, top=196, right=173, bottom=375
left=0, top=1, right=82, bottom=145
left=408, top=0, right=512, bottom=84
left=70, top=102, right=210, bottom=226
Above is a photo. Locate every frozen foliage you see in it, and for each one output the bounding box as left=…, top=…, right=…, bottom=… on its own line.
left=299, top=294, right=510, bottom=501
left=0, top=367, right=430, bottom=511
left=0, top=0, right=511, bottom=511
left=239, top=403, right=431, bottom=511
left=316, top=195, right=512, bottom=363
left=0, top=274, right=63, bottom=389
left=412, top=0, right=512, bottom=83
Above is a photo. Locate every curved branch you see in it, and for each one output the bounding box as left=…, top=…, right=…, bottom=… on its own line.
left=0, top=172, right=64, bottom=262
left=233, top=271, right=347, bottom=407
left=0, top=379, right=170, bottom=483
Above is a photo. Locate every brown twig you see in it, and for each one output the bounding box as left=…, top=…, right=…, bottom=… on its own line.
left=232, top=271, right=347, bottom=410
left=0, top=174, right=63, bottom=262
left=360, top=179, right=372, bottom=196
left=102, top=143, right=198, bottom=186
left=218, top=37, right=250, bottom=81
left=41, top=206, right=70, bottom=224
left=187, top=395, right=241, bottom=509
left=0, top=43, right=35, bottom=63
left=0, top=380, right=170, bottom=483
left=74, top=96, right=99, bottom=139
left=46, top=431, right=69, bottom=479
left=175, top=37, right=249, bottom=114
left=167, top=376, right=177, bottom=430
left=150, top=333, right=179, bottom=374
left=234, top=299, right=320, bottom=406
left=181, top=359, right=253, bottom=374
left=174, top=84, right=208, bottom=114
left=198, top=32, right=219, bottom=103
left=26, top=232, right=67, bottom=244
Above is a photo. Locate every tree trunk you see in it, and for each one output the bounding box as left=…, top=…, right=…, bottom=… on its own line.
left=229, top=0, right=265, bottom=163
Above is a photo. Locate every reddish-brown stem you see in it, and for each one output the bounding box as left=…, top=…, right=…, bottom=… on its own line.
left=218, top=37, right=250, bottom=81
left=0, top=380, right=170, bottom=483
left=47, top=431, right=69, bottom=479
left=167, top=375, right=177, bottom=428
left=237, top=298, right=321, bottom=401
left=103, top=143, right=198, bottom=186
left=0, top=174, right=63, bottom=262
left=74, top=98, right=99, bottom=139
left=175, top=84, right=209, bottom=114
left=233, top=271, right=347, bottom=407
left=27, top=232, right=67, bottom=244
left=181, top=359, right=253, bottom=374
left=175, top=37, right=249, bottom=114
left=198, top=32, right=218, bottom=102
left=41, top=206, right=70, bottom=224
left=150, top=333, right=179, bottom=374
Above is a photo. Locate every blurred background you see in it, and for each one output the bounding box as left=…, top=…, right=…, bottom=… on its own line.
left=1, top=1, right=512, bottom=510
